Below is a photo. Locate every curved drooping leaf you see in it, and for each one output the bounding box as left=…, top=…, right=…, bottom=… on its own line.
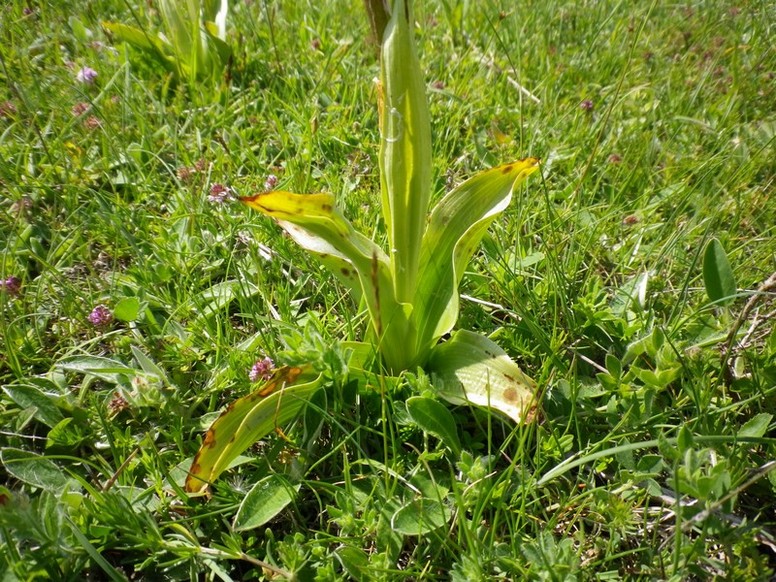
left=241, top=191, right=414, bottom=372
left=412, top=159, right=540, bottom=359
left=379, top=0, right=432, bottom=303
left=185, top=365, right=322, bottom=493
left=427, top=330, right=537, bottom=424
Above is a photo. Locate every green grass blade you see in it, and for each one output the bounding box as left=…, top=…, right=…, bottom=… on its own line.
left=66, top=517, right=129, bottom=582
left=537, top=436, right=776, bottom=486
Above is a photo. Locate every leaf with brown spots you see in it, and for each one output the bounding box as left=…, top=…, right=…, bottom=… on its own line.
left=185, top=365, right=322, bottom=494
left=427, top=330, right=538, bottom=424
left=240, top=191, right=413, bottom=372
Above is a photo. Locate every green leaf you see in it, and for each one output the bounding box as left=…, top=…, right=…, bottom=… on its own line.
left=46, top=418, right=86, bottom=449
left=677, top=424, right=694, bottom=452
left=233, top=474, right=300, bottom=531
left=335, top=546, right=371, bottom=582
left=130, top=346, right=167, bottom=381
left=406, top=396, right=461, bottom=456
left=102, top=22, right=166, bottom=54
left=379, top=0, right=432, bottom=303
left=3, top=384, right=65, bottom=428
left=57, top=356, right=136, bottom=385
left=427, top=330, right=537, bottom=423
left=114, top=297, right=142, bottom=322
left=703, top=238, right=736, bottom=305
left=413, top=159, right=540, bottom=358
left=185, top=365, right=322, bottom=493
left=738, top=413, right=772, bottom=439
left=0, top=449, right=73, bottom=492
left=391, top=497, right=449, bottom=536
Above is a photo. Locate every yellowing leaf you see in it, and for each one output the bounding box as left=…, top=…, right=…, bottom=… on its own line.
left=240, top=191, right=414, bottom=372
left=428, top=330, right=538, bottom=424
left=185, top=365, right=321, bottom=493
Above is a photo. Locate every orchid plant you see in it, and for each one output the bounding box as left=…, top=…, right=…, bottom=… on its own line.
left=186, top=0, right=539, bottom=493
left=103, top=0, right=230, bottom=84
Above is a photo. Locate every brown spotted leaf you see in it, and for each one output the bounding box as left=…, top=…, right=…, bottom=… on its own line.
left=427, top=330, right=538, bottom=424
left=240, top=191, right=414, bottom=372
left=185, top=365, right=322, bottom=493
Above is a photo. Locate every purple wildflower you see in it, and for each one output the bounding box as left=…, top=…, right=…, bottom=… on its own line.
left=0, top=101, right=17, bottom=118
left=107, top=391, right=130, bottom=416
left=83, top=115, right=101, bottom=130
left=580, top=99, right=594, bottom=112
left=88, top=304, right=113, bottom=327
left=208, top=183, right=234, bottom=204
left=264, top=174, right=278, bottom=190
left=76, top=66, right=98, bottom=84
left=72, top=102, right=90, bottom=116
left=1, top=276, right=21, bottom=297
left=249, top=357, right=274, bottom=382
left=176, top=166, right=194, bottom=182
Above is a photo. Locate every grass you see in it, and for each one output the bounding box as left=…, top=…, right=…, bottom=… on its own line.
left=1, top=0, right=775, bottom=579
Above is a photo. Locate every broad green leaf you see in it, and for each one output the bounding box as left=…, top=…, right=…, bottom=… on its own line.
left=114, top=297, right=142, bottom=322
left=427, top=330, right=537, bottom=423
left=158, top=0, right=198, bottom=76
left=391, top=497, right=450, bottom=536
left=738, top=413, right=772, bottom=439
left=102, top=22, right=167, bottom=54
left=185, top=365, right=322, bottom=493
left=413, top=159, right=540, bottom=359
left=379, top=0, right=432, bottom=303
left=0, top=449, right=73, bottom=492
left=233, top=474, right=300, bottom=531
left=57, top=356, right=136, bottom=385
left=702, top=238, right=736, bottom=305
left=335, top=546, right=371, bottom=582
left=3, top=384, right=65, bottom=428
left=406, top=396, right=461, bottom=456
left=241, top=192, right=413, bottom=371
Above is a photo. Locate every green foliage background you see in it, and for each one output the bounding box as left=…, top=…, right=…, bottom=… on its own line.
left=1, top=0, right=774, bottom=579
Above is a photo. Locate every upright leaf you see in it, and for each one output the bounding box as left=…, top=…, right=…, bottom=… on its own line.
left=703, top=238, right=736, bottom=305
left=412, top=159, right=540, bottom=359
left=379, top=0, right=432, bottom=303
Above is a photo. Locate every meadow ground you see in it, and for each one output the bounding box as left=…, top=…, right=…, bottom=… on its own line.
left=1, top=0, right=775, bottom=579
